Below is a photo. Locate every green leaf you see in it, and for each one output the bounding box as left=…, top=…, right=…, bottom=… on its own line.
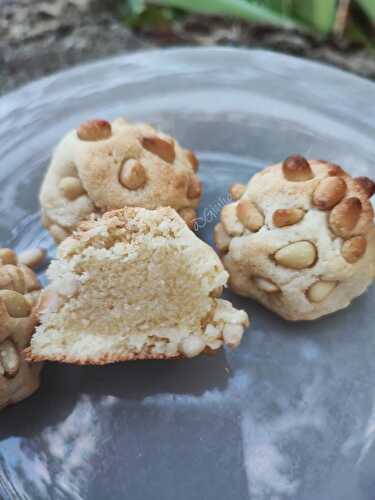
left=129, top=0, right=146, bottom=15
left=346, top=17, right=375, bottom=49
left=356, top=0, right=375, bottom=22
left=147, top=0, right=301, bottom=28
left=294, top=0, right=337, bottom=33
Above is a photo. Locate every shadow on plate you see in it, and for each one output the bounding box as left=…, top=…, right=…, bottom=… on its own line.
left=0, top=350, right=231, bottom=440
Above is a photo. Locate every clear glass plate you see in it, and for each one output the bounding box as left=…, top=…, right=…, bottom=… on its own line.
left=0, top=47, right=375, bottom=500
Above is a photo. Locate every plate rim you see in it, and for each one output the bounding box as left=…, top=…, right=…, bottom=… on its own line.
left=2, top=46, right=375, bottom=104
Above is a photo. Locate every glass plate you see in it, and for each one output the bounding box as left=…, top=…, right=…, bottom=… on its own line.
left=0, top=47, right=375, bottom=500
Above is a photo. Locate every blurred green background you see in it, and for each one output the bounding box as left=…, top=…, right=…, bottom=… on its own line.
left=121, top=0, right=375, bottom=47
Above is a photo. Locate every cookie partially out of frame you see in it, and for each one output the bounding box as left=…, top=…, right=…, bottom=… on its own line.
left=215, top=156, right=375, bottom=321
left=0, top=248, right=42, bottom=410
left=40, top=118, right=202, bottom=243
left=26, top=207, right=249, bottom=364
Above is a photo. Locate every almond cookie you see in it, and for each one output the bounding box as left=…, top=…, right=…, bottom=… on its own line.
left=0, top=249, right=43, bottom=410
left=215, top=156, right=375, bottom=321
left=40, top=118, right=202, bottom=243
left=26, top=207, right=249, bottom=364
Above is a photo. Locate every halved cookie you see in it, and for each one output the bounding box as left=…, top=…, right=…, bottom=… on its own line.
left=26, top=207, right=249, bottom=364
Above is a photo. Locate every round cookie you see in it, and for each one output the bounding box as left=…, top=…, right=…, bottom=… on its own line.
left=215, top=156, right=375, bottom=321
left=0, top=248, right=42, bottom=410
left=40, top=118, right=202, bottom=243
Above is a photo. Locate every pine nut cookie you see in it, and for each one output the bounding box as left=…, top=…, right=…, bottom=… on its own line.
left=215, top=156, right=375, bottom=321
left=0, top=248, right=43, bottom=410
left=26, top=207, right=249, bottom=364
left=40, top=118, right=202, bottom=243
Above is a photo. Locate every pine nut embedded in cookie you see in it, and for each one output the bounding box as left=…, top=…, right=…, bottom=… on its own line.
left=327, top=164, right=346, bottom=176
left=223, top=324, right=244, bottom=348
left=25, top=290, right=42, bottom=307
left=354, top=176, right=375, bottom=198
left=0, top=265, right=26, bottom=293
left=253, top=276, right=280, bottom=293
left=307, top=281, right=337, bottom=303
left=179, top=335, right=205, bottom=358
left=273, top=208, right=305, bottom=228
left=0, top=248, right=17, bottom=266
left=218, top=158, right=375, bottom=321
left=119, top=159, right=147, bottom=190
left=236, top=200, right=264, bottom=232
left=0, top=290, right=31, bottom=318
left=186, top=150, right=199, bottom=172
left=214, top=223, right=231, bottom=253
left=274, top=241, right=317, bottom=269
left=282, top=155, right=313, bottom=182
left=142, top=136, right=176, bottom=163
left=229, top=183, right=246, bottom=201
left=329, top=197, right=362, bottom=237
left=49, top=224, right=69, bottom=244
left=18, top=248, right=46, bottom=270
left=19, top=265, right=41, bottom=292
left=77, top=119, right=112, bottom=141
left=221, top=204, right=244, bottom=236
left=313, top=177, right=346, bottom=210
left=0, top=340, right=20, bottom=377
left=341, top=236, right=367, bottom=263
left=211, top=286, right=224, bottom=298
left=187, top=177, right=202, bottom=199
left=59, top=177, right=85, bottom=200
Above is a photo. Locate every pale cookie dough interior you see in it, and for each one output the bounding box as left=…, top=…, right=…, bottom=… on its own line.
left=27, top=207, right=249, bottom=364
left=40, top=118, right=202, bottom=243
left=0, top=248, right=43, bottom=410
left=215, top=156, right=375, bottom=321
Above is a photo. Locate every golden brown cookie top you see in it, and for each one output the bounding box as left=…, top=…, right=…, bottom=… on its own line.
left=215, top=156, right=375, bottom=321
left=0, top=248, right=43, bottom=410
left=40, top=118, right=202, bottom=243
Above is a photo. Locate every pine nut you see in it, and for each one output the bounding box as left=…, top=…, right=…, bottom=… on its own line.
left=142, top=136, right=176, bottom=163
left=77, top=119, right=112, bottom=141
left=273, top=208, right=305, bottom=227
left=18, top=248, right=46, bottom=270
left=179, top=335, right=205, bottom=358
left=0, top=290, right=31, bottom=317
left=236, top=199, right=264, bottom=232
left=59, top=177, right=85, bottom=200
left=274, top=241, right=317, bottom=269
left=119, top=159, right=147, bottom=190
left=0, top=248, right=17, bottom=265
left=341, top=236, right=367, bottom=263
left=313, top=177, right=346, bottom=210
left=282, top=155, right=313, bottom=182
left=307, top=281, right=337, bottom=302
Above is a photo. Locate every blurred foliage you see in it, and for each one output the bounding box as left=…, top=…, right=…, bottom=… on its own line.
left=119, top=0, right=375, bottom=47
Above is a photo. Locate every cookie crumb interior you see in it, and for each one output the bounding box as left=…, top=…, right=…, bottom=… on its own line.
left=28, top=207, right=248, bottom=363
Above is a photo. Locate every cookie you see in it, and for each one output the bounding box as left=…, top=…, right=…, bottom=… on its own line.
left=26, top=207, right=249, bottom=364
left=40, top=118, right=202, bottom=243
left=215, top=156, right=375, bottom=321
left=0, top=248, right=42, bottom=410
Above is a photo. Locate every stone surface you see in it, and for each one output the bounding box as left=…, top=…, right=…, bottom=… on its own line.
left=1, top=1, right=375, bottom=92
left=0, top=0, right=146, bottom=94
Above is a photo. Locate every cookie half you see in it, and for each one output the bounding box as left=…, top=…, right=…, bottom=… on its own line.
left=27, top=207, right=249, bottom=364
